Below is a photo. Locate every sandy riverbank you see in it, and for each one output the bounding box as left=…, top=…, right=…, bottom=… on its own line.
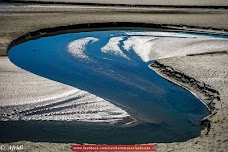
left=0, top=2, right=228, bottom=152
left=0, top=57, right=134, bottom=124
left=1, top=34, right=227, bottom=152
left=153, top=54, right=228, bottom=152
left=1, top=2, right=228, bottom=56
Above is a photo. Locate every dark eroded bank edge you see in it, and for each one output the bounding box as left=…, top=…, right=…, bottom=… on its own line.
left=7, top=22, right=228, bottom=55
left=150, top=61, right=220, bottom=134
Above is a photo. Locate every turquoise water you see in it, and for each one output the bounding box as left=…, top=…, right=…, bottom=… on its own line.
left=5, top=30, right=211, bottom=143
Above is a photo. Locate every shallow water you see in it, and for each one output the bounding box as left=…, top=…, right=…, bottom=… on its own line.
left=5, top=30, right=212, bottom=143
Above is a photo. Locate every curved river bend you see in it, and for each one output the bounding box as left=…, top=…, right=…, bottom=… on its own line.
left=5, top=30, right=227, bottom=143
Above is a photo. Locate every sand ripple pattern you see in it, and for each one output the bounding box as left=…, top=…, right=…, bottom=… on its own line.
left=0, top=58, right=133, bottom=125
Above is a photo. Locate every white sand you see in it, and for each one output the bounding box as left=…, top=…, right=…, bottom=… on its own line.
left=101, top=36, right=129, bottom=60
left=125, top=32, right=228, bottom=61
left=0, top=57, right=132, bottom=124
left=67, top=37, right=99, bottom=60
left=81, top=31, right=228, bottom=62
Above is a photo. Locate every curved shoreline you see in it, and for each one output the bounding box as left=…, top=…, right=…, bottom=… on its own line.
left=0, top=57, right=135, bottom=126
left=2, top=30, right=227, bottom=150
left=155, top=55, right=228, bottom=152
left=148, top=62, right=219, bottom=122
left=1, top=3, right=228, bottom=151
left=148, top=64, right=212, bottom=113
left=4, top=27, right=225, bottom=142
left=1, top=2, right=228, bottom=56
left=7, top=22, right=228, bottom=54
left=6, top=26, right=227, bottom=125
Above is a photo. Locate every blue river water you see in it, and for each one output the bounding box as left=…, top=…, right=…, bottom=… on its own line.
left=5, top=30, right=211, bottom=143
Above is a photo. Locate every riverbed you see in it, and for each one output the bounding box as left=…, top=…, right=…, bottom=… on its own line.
left=3, top=30, right=223, bottom=143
